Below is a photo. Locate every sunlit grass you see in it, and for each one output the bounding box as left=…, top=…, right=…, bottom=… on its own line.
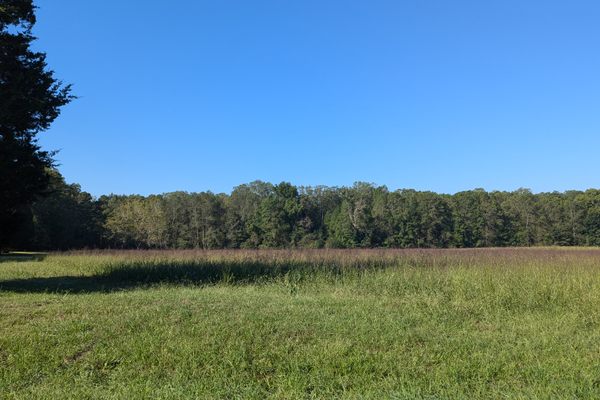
left=1, top=248, right=600, bottom=399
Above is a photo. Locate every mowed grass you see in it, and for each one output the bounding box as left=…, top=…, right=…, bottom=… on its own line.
left=2, top=249, right=600, bottom=399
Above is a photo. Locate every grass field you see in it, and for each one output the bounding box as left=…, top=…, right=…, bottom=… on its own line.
left=2, top=248, right=600, bottom=399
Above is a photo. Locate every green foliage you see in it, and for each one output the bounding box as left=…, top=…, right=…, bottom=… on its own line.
left=0, top=0, right=73, bottom=249
left=9, top=170, right=102, bottom=250
left=29, top=170, right=102, bottom=249
left=9, top=172, right=600, bottom=250
left=325, top=200, right=357, bottom=248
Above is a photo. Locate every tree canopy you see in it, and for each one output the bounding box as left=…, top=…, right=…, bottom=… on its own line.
left=7, top=172, right=600, bottom=250
left=0, top=0, right=73, bottom=249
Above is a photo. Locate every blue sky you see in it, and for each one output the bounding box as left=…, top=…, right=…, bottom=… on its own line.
left=33, top=0, right=600, bottom=196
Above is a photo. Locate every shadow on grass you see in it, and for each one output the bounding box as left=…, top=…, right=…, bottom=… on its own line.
left=0, top=253, right=47, bottom=263
left=0, top=261, right=345, bottom=294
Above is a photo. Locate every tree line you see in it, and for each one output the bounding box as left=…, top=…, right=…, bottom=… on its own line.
left=8, top=170, right=600, bottom=250
left=3, top=2, right=600, bottom=251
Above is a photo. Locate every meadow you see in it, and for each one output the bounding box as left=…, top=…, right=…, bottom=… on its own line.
left=2, top=248, right=600, bottom=399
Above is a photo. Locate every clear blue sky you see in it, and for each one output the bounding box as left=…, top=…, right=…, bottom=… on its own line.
left=33, top=0, right=600, bottom=196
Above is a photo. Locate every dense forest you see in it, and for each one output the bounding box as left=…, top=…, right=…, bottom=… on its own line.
left=6, top=169, right=600, bottom=250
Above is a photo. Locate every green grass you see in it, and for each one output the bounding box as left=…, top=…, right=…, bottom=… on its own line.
left=2, top=249, right=600, bottom=399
